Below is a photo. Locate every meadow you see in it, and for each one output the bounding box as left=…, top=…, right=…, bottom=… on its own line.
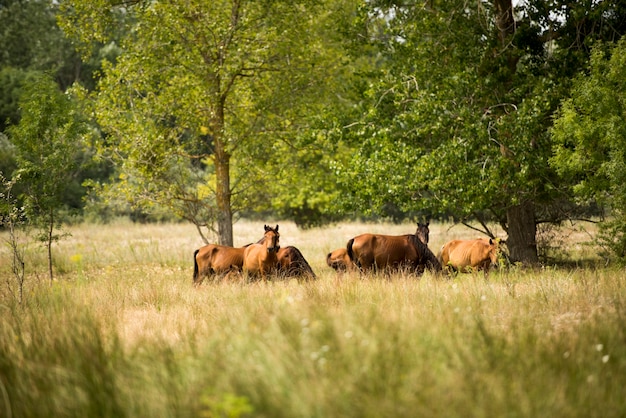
left=1, top=220, right=625, bottom=417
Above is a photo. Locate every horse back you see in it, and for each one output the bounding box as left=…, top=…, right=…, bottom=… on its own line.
left=212, top=245, right=246, bottom=271
left=443, top=239, right=496, bottom=271
left=350, top=233, right=416, bottom=270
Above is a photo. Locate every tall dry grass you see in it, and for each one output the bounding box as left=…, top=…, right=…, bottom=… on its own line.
left=0, top=220, right=624, bottom=417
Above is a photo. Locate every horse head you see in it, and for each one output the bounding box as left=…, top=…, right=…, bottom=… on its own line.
left=416, top=222, right=430, bottom=244
left=487, top=238, right=499, bottom=265
left=263, top=224, right=280, bottom=254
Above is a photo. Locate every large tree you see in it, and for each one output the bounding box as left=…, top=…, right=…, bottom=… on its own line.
left=59, top=0, right=356, bottom=245
left=337, top=0, right=626, bottom=263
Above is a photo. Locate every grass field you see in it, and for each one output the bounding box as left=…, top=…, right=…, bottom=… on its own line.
left=1, top=220, right=625, bottom=417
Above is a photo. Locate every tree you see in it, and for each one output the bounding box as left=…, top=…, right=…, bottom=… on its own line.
left=552, top=39, right=626, bottom=260
left=8, top=74, right=90, bottom=282
left=0, top=0, right=102, bottom=91
left=336, top=0, right=625, bottom=264
left=59, top=0, right=358, bottom=245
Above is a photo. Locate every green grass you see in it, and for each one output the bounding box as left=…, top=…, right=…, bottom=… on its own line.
left=1, top=221, right=625, bottom=417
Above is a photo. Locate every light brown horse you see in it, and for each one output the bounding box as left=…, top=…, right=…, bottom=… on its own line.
left=243, top=225, right=280, bottom=279
left=346, top=223, right=440, bottom=274
left=193, top=244, right=247, bottom=286
left=438, top=238, right=499, bottom=276
left=326, top=248, right=354, bottom=272
left=276, top=246, right=317, bottom=280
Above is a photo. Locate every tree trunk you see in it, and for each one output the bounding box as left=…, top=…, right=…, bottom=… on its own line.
left=47, top=209, right=54, bottom=283
left=506, top=202, right=538, bottom=265
left=493, top=0, right=519, bottom=71
left=493, top=0, right=515, bottom=44
left=215, top=149, right=233, bottom=246
left=213, top=101, right=234, bottom=246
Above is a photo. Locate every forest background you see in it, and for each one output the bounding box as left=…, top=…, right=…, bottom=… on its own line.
left=2, top=0, right=626, bottom=269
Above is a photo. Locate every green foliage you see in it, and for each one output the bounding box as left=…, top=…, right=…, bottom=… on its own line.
left=201, top=393, right=254, bottom=418
left=552, top=39, right=626, bottom=260
left=334, top=0, right=625, bottom=232
left=0, top=68, right=41, bottom=132
left=0, top=0, right=98, bottom=90
left=8, top=74, right=91, bottom=279
left=59, top=0, right=362, bottom=238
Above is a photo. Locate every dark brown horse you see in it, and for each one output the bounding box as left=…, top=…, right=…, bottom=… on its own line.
left=346, top=223, right=440, bottom=274
left=276, top=246, right=317, bottom=280
left=243, top=225, right=280, bottom=279
left=193, top=244, right=247, bottom=286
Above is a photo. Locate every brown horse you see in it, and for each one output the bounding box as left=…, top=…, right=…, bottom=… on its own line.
left=326, top=248, right=354, bottom=271
left=276, top=246, right=317, bottom=280
left=243, top=225, right=280, bottom=279
left=346, top=223, right=440, bottom=274
left=438, top=238, right=499, bottom=276
left=193, top=244, right=247, bottom=286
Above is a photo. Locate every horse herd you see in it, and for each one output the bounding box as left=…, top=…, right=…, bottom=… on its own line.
left=192, top=223, right=500, bottom=285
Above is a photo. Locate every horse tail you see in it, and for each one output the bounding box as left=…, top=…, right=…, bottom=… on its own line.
left=346, top=238, right=355, bottom=262
left=193, top=249, right=200, bottom=284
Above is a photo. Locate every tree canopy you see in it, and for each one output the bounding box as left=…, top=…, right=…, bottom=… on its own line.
left=59, top=0, right=360, bottom=244
left=2, top=0, right=626, bottom=263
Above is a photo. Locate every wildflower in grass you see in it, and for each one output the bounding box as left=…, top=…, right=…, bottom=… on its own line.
left=344, top=331, right=353, bottom=339
left=602, top=355, right=610, bottom=363
left=596, top=344, right=604, bottom=352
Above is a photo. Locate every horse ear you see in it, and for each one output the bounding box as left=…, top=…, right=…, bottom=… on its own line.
left=489, top=238, right=494, bottom=245
left=264, top=225, right=270, bottom=231
left=275, top=224, right=279, bottom=232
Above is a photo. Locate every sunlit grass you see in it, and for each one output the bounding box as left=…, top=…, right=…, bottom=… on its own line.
left=0, top=220, right=624, bottom=417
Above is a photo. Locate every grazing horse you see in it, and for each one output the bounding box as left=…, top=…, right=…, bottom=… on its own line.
left=438, top=238, right=499, bottom=276
left=243, top=225, right=280, bottom=279
left=276, top=246, right=317, bottom=280
left=346, top=224, right=441, bottom=274
left=193, top=245, right=247, bottom=286
left=326, top=248, right=354, bottom=272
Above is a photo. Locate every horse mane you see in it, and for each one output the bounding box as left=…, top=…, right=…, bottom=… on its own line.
left=408, top=234, right=441, bottom=271
left=280, top=246, right=316, bottom=279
